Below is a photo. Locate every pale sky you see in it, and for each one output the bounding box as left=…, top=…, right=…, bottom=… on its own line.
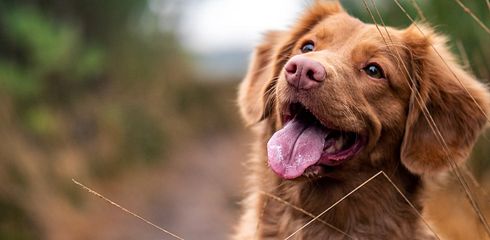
left=179, top=0, right=306, bottom=54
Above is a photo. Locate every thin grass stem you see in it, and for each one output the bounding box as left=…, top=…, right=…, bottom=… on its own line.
left=454, top=0, right=490, bottom=34
left=72, top=179, right=185, bottom=240
left=259, top=191, right=355, bottom=239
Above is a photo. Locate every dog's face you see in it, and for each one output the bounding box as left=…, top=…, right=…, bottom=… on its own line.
left=269, top=13, right=412, bottom=179
left=239, top=2, right=489, bottom=180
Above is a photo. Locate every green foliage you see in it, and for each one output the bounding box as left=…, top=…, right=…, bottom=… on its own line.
left=23, top=105, right=58, bottom=137
left=0, top=5, right=107, bottom=144
left=0, top=60, right=38, bottom=99
left=0, top=6, right=105, bottom=101
left=0, top=1, right=180, bottom=237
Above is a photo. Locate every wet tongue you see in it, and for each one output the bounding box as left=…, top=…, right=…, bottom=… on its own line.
left=267, top=116, right=328, bottom=179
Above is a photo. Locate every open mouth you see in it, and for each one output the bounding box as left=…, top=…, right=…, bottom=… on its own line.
left=267, top=103, right=365, bottom=179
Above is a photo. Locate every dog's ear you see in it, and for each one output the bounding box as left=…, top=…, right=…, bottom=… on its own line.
left=238, top=1, right=344, bottom=125
left=400, top=25, right=490, bottom=175
left=238, top=31, right=286, bottom=125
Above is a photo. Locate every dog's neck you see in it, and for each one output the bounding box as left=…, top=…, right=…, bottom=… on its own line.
left=254, top=126, right=434, bottom=239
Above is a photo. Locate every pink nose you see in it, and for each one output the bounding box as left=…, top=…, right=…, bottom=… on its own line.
left=284, top=55, right=326, bottom=90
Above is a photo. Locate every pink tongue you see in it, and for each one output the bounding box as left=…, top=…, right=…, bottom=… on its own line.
left=267, top=117, right=328, bottom=179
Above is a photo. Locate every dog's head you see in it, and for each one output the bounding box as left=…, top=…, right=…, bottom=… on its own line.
left=238, top=1, right=490, bottom=180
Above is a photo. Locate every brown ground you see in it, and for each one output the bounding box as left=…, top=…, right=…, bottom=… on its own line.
left=36, top=133, right=250, bottom=240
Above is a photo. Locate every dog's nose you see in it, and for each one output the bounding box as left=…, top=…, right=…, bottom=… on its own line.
left=284, top=55, right=326, bottom=90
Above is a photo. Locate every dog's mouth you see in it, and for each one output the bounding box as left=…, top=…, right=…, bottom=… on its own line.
left=267, top=103, right=365, bottom=180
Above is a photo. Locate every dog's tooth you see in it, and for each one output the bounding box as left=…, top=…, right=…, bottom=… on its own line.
left=335, top=136, right=344, bottom=150
left=325, top=145, right=335, bottom=153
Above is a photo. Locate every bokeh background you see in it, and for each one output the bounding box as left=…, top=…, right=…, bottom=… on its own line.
left=0, top=0, right=489, bottom=239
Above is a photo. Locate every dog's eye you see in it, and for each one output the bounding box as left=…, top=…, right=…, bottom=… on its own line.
left=363, top=63, right=385, bottom=79
left=301, top=41, right=315, bottom=53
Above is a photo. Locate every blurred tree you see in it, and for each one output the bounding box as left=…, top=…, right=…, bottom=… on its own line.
left=0, top=1, right=168, bottom=238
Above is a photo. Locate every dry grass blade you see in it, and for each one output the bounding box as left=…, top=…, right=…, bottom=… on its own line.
left=394, top=0, right=490, bottom=217
left=395, top=0, right=490, bottom=122
left=487, top=0, right=490, bottom=12
left=284, top=171, right=383, bottom=240
left=381, top=1, right=490, bottom=236
left=259, top=191, right=355, bottom=239
left=380, top=172, right=441, bottom=240
left=72, top=179, right=185, bottom=240
left=362, top=1, right=485, bottom=238
left=454, top=0, right=490, bottom=34
left=284, top=171, right=441, bottom=240
left=410, top=0, right=426, bottom=21
left=455, top=40, right=472, bottom=73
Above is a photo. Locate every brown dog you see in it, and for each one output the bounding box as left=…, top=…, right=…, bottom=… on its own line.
left=235, top=1, right=490, bottom=239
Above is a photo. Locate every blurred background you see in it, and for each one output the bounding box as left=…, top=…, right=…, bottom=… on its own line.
left=0, top=0, right=489, bottom=239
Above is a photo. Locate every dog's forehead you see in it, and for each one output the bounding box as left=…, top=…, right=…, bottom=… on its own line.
left=311, top=13, right=401, bottom=46
left=307, top=13, right=406, bottom=60
left=319, top=13, right=364, bottom=31
left=311, top=13, right=364, bottom=38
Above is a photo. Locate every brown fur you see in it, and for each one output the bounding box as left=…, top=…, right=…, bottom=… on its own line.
left=235, top=1, right=490, bottom=239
